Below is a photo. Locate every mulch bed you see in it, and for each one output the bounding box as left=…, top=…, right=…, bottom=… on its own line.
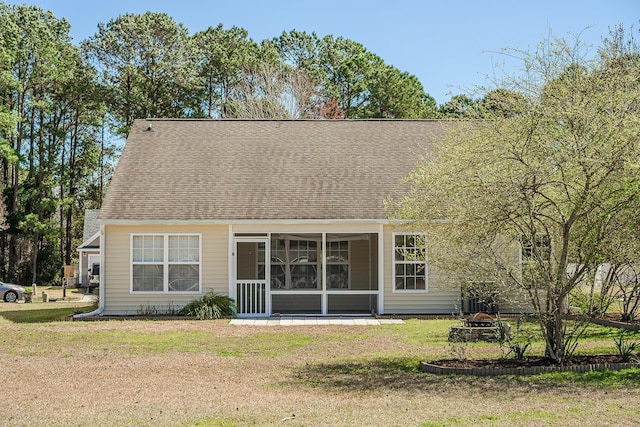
left=421, top=354, right=638, bottom=376
left=431, top=354, right=624, bottom=368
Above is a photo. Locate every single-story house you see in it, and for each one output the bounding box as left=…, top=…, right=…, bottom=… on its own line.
left=91, top=119, right=527, bottom=317
left=77, top=209, right=100, bottom=287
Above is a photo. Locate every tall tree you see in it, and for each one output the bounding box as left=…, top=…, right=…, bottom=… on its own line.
left=477, top=88, right=528, bottom=118
left=83, top=12, right=200, bottom=136
left=369, top=65, right=437, bottom=118
left=0, top=3, right=75, bottom=283
left=0, top=3, right=109, bottom=284
left=438, top=94, right=479, bottom=118
left=390, top=27, right=640, bottom=364
left=224, top=63, right=321, bottom=119
left=193, top=24, right=262, bottom=118
left=317, top=35, right=380, bottom=118
left=55, top=56, right=106, bottom=268
left=273, top=31, right=437, bottom=118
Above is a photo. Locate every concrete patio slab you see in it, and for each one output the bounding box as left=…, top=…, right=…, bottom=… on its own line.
left=229, top=317, right=405, bottom=326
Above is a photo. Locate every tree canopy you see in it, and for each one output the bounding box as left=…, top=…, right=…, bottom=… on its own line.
left=390, top=26, right=640, bottom=363
left=0, top=3, right=440, bottom=285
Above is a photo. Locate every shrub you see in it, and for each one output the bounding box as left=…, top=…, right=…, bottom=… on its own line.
left=613, top=331, right=639, bottom=362
left=179, top=292, right=236, bottom=320
left=506, top=315, right=532, bottom=360
left=508, top=339, right=532, bottom=360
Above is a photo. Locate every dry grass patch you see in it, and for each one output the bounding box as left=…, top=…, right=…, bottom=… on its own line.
left=0, top=318, right=638, bottom=426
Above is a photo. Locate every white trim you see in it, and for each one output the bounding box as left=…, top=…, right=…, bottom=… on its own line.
left=233, top=236, right=270, bottom=317
left=77, top=230, right=100, bottom=250
left=230, top=229, right=382, bottom=317
left=322, top=233, right=327, bottom=314
left=98, top=224, right=105, bottom=312
left=391, top=232, right=428, bottom=293
left=232, top=224, right=382, bottom=234
left=228, top=225, right=235, bottom=300
left=270, top=290, right=377, bottom=295
left=378, top=224, right=384, bottom=314
left=130, top=233, right=202, bottom=294
left=74, top=225, right=105, bottom=319
left=99, top=219, right=392, bottom=226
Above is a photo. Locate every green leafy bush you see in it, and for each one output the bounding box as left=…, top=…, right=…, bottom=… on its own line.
left=179, top=292, right=236, bottom=320
left=509, top=340, right=532, bottom=360
left=613, top=331, right=639, bottom=362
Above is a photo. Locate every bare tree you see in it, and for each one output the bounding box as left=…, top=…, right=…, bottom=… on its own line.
left=225, top=64, right=322, bottom=119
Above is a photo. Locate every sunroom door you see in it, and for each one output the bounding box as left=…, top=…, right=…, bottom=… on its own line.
left=234, top=238, right=269, bottom=317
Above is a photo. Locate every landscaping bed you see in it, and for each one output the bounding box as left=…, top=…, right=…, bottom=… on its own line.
left=421, top=354, right=637, bottom=376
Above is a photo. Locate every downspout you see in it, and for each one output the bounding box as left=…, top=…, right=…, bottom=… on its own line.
left=73, top=223, right=105, bottom=319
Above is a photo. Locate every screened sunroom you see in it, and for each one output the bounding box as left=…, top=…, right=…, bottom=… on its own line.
left=233, top=232, right=380, bottom=317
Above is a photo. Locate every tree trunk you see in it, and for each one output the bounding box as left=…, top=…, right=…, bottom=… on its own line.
left=30, top=233, right=39, bottom=285
left=543, top=310, right=566, bottom=364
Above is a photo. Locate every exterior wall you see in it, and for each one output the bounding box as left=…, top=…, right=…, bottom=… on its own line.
left=382, top=225, right=460, bottom=314
left=102, top=224, right=228, bottom=315
left=496, top=290, right=537, bottom=314
left=102, top=222, right=530, bottom=316
left=492, top=239, right=537, bottom=314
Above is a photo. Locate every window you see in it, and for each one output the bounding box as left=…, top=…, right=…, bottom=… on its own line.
left=393, top=233, right=427, bottom=291
left=132, top=234, right=200, bottom=293
left=521, top=234, right=550, bottom=263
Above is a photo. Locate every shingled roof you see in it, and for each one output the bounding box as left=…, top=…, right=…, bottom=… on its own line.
left=81, top=209, right=100, bottom=241
left=99, top=119, right=448, bottom=221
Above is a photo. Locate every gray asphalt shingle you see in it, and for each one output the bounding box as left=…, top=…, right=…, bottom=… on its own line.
left=99, top=119, right=448, bottom=221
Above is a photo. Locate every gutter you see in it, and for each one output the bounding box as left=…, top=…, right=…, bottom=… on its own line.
left=73, top=303, right=103, bottom=319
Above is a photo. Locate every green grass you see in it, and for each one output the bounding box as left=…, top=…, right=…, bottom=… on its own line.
left=1, top=306, right=634, bottom=360
left=0, top=324, right=315, bottom=357
left=521, top=366, right=640, bottom=388
left=0, top=303, right=96, bottom=323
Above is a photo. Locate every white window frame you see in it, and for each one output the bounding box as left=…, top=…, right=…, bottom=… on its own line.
left=131, top=233, right=202, bottom=294
left=392, top=232, right=427, bottom=293
left=520, top=233, right=550, bottom=264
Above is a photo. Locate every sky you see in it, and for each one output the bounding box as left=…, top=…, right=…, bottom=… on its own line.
left=9, top=0, right=640, bottom=105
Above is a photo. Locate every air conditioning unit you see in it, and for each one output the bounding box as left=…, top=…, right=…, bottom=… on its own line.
left=462, top=281, right=498, bottom=314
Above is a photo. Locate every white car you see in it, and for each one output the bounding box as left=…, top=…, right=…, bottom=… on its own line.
left=0, top=282, right=25, bottom=302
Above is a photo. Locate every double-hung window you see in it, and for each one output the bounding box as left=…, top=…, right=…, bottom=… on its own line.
left=393, top=233, right=427, bottom=291
left=521, top=234, right=550, bottom=264
left=132, top=234, right=201, bottom=293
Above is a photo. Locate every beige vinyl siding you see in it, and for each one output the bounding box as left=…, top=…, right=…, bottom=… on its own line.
left=382, top=225, right=460, bottom=314
left=496, top=289, right=540, bottom=314
left=103, top=224, right=228, bottom=315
